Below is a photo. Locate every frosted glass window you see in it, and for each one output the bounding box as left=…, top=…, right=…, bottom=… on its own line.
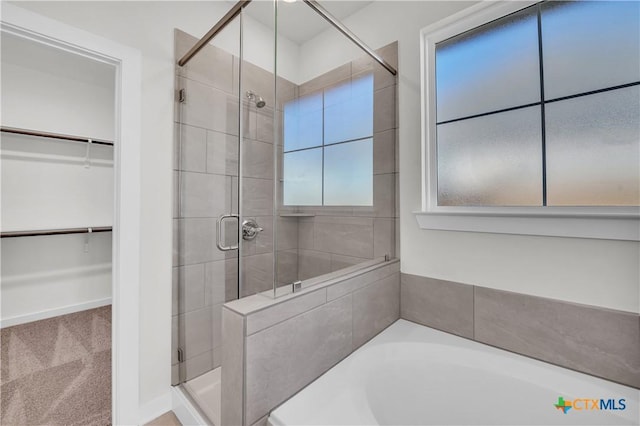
left=324, top=139, right=373, bottom=206
left=324, top=74, right=374, bottom=144
left=283, top=149, right=322, bottom=206
left=437, top=107, right=543, bottom=206
left=546, top=86, right=640, bottom=206
left=435, top=6, right=540, bottom=123
left=283, top=72, right=374, bottom=207
left=283, top=92, right=322, bottom=151
left=541, top=1, right=640, bottom=100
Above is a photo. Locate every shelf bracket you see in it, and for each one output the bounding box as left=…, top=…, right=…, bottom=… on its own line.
left=84, top=139, right=93, bottom=169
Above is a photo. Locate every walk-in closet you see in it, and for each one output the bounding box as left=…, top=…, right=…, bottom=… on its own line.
left=1, top=30, right=116, bottom=425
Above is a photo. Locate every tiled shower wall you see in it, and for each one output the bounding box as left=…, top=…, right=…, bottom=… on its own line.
left=285, top=42, right=399, bottom=282
left=222, top=259, right=401, bottom=426
left=172, top=29, right=300, bottom=382
left=173, top=29, right=397, bottom=382
left=173, top=29, right=239, bottom=383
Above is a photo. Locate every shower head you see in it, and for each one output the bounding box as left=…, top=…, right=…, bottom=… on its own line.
left=246, top=90, right=266, bottom=108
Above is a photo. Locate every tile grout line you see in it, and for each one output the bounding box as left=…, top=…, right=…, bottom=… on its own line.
left=472, top=285, right=476, bottom=341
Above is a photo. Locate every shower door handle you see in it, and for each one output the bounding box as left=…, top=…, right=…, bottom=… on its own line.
left=216, top=214, right=239, bottom=251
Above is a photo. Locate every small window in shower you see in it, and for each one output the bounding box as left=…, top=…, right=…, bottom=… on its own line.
left=283, top=73, right=373, bottom=206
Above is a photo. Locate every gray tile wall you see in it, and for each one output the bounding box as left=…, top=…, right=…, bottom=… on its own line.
left=291, top=42, right=399, bottom=282
left=173, top=29, right=300, bottom=382
left=221, top=308, right=245, bottom=426
left=173, top=29, right=399, bottom=386
left=401, top=274, right=474, bottom=339
left=245, top=295, right=353, bottom=424
left=173, top=29, right=241, bottom=383
left=400, top=273, right=640, bottom=389
left=235, top=44, right=298, bottom=295
left=239, top=61, right=275, bottom=298
left=222, top=260, right=400, bottom=425
left=474, top=287, right=640, bottom=388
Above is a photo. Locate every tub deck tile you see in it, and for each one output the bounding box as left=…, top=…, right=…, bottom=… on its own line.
left=400, top=273, right=474, bottom=339
left=474, top=287, right=640, bottom=389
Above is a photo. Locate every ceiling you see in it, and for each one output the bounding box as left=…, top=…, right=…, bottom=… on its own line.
left=1, top=32, right=115, bottom=88
left=229, top=0, right=374, bottom=44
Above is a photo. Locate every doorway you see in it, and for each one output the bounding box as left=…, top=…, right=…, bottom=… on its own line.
left=1, top=4, right=142, bottom=424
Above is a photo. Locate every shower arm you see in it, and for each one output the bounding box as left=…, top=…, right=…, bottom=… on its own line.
left=178, top=0, right=397, bottom=77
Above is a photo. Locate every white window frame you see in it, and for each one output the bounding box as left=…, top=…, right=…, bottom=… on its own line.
left=416, top=0, right=639, bottom=241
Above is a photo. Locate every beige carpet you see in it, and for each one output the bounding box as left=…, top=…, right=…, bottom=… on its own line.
left=1, top=306, right=112, bottom=425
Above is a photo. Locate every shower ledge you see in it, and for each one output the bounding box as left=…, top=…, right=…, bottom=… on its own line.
left=278, top=213, right=315, bottom=217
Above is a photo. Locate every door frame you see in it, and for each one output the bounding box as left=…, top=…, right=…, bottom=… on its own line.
left=1, top=4, right=142, bottom=424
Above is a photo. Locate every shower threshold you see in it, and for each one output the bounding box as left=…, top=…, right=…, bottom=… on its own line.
left=184, top=367, right=221, bottom=426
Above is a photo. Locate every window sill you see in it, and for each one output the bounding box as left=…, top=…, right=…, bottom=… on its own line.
left=413, top=210, right=640, bottom=241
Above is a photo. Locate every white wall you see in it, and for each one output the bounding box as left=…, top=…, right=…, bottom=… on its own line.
left=209, top=12, right=301, bottom=83
left=1, top=31, right=115, bottom=326
left=1, top=233, right=112, bottom=325
left=5, top=0, right=300, bottom=410
left=298, top=28, right=362, bottom=83
left=0, top=134, right=113, bottom=325
left=300, top=1, right=640, bottom=314
left=1, top=134, right=113, bottom=231
left=1, top=31, right=116, bottom=140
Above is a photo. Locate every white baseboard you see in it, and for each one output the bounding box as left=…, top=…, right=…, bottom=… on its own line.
left=0, top=297, right=112, bottom=328
left=138, top=391, right=172, bottom=425
left=172, top=386, right=209, bottom=426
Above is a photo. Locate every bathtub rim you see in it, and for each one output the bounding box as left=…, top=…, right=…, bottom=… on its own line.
left=267, top=318, right=640, bottom=426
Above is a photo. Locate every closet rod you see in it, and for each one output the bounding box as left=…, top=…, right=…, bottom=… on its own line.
left=0, top=126, right=114, bottom=146
left=1, top=226, right=112, bottom=238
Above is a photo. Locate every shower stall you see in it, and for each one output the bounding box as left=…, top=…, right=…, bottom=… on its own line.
left=173, top=0, right=397, bottom=422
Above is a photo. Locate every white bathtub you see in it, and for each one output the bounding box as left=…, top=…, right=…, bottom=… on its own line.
left=268, top=319, right=639, bottom=426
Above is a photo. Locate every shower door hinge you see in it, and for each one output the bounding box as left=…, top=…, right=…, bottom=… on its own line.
left=177, top=347, right=185, bottom=363
left=178, top=89, right=186, bottom=103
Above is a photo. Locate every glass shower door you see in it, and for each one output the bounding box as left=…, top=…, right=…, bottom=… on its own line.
left=173, top=17, right=241, bottom=393
left=237, top=2, right=278, bottom=298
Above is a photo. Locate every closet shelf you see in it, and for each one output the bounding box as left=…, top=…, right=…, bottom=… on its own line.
left=1, top=226, right=112, bottom=238
left=1, top=126, right=114, bottom=146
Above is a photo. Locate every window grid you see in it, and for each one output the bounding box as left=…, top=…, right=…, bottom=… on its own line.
left=283, top=75, right=374, bottom=206
left=435, top=82, right=640, bottom=127
left=321, top=97, right=325, bottom=205
left=434, top=1, right=640, bottom=207
left=537, top=4, right=547, bottom=205
left=283, top=136, right=375, bottom=154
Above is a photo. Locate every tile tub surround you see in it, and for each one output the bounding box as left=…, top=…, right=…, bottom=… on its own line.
left=222, top=259, right=400, bottom=426
left=400, top=273, right=640, bottom=389
left=401, top=274, right=474, bottom=339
